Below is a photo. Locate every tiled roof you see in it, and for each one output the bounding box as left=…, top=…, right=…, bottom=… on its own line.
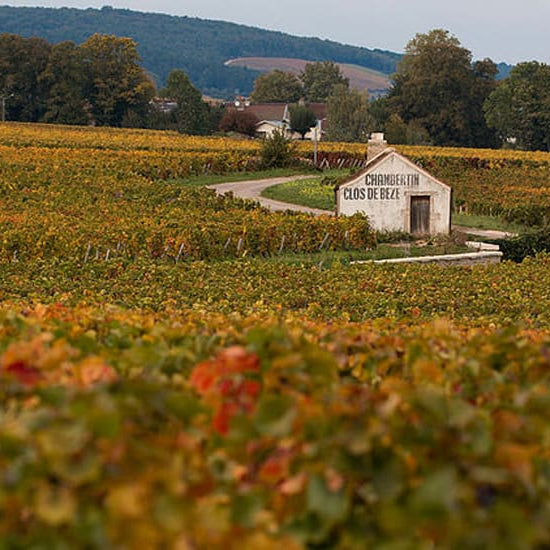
left=237, top=103, right=288, bottom=121
left=228, top=102, right=327, bottom=123
left=338, top=148, right=451, bottom=191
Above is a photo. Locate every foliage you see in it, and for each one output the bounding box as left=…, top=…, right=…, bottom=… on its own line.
left=326, top=84, right=373, bottom=142
left=289, top=104, right=317, bottom=139
left=387, top=29, right=498, bottom=148
left=493, top=229, right=550, bottom=262
left=0, top=130, right=373, bottom=261
left=2, top=122, right=550, bottom=228
left=4, top=306, right=550, bottom=546
left=385, top=114, right=431, bottom=145
left=0, top=33, right=51, bottom=122
left=484, top=61, right=550, bottom=151
left=0, top=32, right=154, bottom=128
left=79, top=33, right=155, bottom=127
left=301, top=61, right=349, bottom=102
left=0, top=6, right=402, bottom=98
left=4, top=121, right=550, bottom=546
left=250, top=70, right=303, bottom=103
left=259, top=129, right=297, bottom=169
left=40, top=41, right=90, bottom=125
left=219, top=109, right=259, bottom=137
left=158, top=69, right=213, bottom=135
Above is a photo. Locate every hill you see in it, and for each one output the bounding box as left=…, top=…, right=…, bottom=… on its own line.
left=225, top=57, right=391, bottom=95
left=0, top=5, right=401, bottom=98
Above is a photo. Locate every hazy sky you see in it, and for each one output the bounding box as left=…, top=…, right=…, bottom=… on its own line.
left=9, top=0, right=550, bottom=64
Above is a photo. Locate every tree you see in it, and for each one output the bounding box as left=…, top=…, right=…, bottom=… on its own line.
left=385, top=114, right=430, bottom=145
left=301, top=61, right=349, bottom=102
left=219, top=108, right=259, bottom=136
left=326, top=84, right=372, bottom=142
left=162, top=69, right=213, bottom=135
left=250, top=70, right=303, bottom=103
left=388, top=29, right=497, bottom=147
left=40, top=41, right=89, bottom=125
left=468, top=59, right=500, bottom=148
left=79, top=33, right=155, bottom=127
left=0, top=34, right=51, bottom=122
left=289, top=104, right=317, bottom=139
left=368, top=96, right=391, bottom=132
left=484, top=61, right=550, bottom=151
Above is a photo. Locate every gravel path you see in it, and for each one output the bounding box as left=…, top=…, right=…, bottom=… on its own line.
left=452, top=225, right=516, bottom=240
left=207, top=176, right=334, bottom=216
left=208, top=177, right=516, bottom=239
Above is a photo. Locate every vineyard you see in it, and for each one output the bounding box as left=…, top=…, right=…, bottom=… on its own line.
left=2, top=123, right=550, bottom=548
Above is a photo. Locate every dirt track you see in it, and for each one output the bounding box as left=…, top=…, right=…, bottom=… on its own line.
left=207, top=176, right=334, bottom=216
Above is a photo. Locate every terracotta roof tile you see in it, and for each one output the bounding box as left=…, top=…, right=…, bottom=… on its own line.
left=240, top=103, right=288, bottom=121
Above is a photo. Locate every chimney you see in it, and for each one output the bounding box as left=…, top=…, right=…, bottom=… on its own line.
left=367, top=132, right=388, bottom=162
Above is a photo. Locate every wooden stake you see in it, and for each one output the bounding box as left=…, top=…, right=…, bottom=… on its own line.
left=84, top=243, right=92, bottom=263
left=176, top=242, right=185, bottom=263
left=278, top=235, right=286, bottom=255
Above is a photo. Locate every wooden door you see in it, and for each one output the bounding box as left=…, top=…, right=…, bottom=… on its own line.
left=410, top=196, right=430, bottom=234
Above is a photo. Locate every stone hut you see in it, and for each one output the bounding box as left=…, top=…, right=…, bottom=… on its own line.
left=336, top=135, right=452, bottom=235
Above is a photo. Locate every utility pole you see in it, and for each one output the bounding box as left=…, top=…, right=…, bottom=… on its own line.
left=1, top=93, right=13, bottom=122
left=313, top=119, right=320, bottom=167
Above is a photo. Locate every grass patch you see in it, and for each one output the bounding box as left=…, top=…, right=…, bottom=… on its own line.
left=452, top=213, right=529, bottom=234
left=260, top=171, right=348, bottom=210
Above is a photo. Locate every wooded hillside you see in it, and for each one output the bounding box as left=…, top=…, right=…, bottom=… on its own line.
left=0, top=6, right=401, bottom=98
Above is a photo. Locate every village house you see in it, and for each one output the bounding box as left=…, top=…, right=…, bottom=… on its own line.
left=230, top=100, right=327, bottom=140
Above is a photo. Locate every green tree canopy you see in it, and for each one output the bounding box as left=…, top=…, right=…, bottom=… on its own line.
left=301, top=61, right=349, bottom=102
left=161, top=69, right=213, bottom=135
left=0, top=34, right=51, bottom=122
left=387, top=29, right=498, bottom=147
left=80, top=33, right=155, bottom=127
left=250, top=70, right=303, bottom=103
left=484, top=61, right=550, bottom=151
left=41, top=41, right=89, bottom=125
left=289, top=104, right=317, bottom=139
left=326, top=84, right=372, bottom=142
left=384, top=113, right=430, bottom=145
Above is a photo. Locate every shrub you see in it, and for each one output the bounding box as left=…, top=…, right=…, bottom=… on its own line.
left=494, top=229, right=550, bottom=262
left=259, top=129, right=296, bottom=168
left=218, top=109, right=259, bottom=137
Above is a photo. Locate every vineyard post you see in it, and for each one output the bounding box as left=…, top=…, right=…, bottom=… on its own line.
left=84, top=243, right=92, bottom=263
left=175, top=242, right=185, bottom=263
left=313, top=120, right=320, bottom=167
left=224, top=237, right=231, bottom=253
left=278, top=235, right=286, bottom=255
